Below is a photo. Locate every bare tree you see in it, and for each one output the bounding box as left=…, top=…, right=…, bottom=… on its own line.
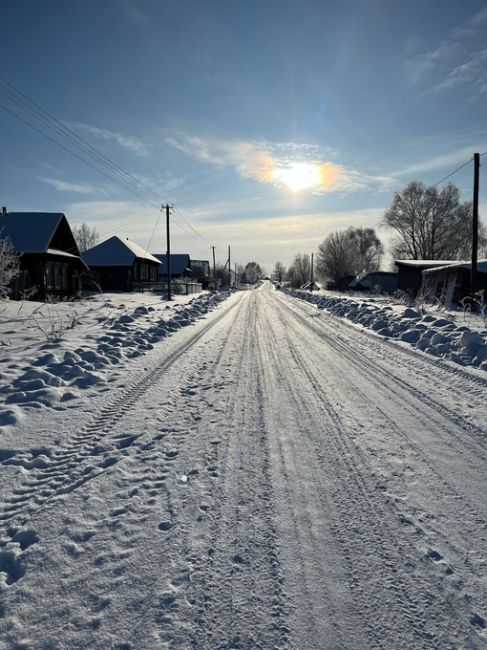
left=316, top=233, right=353, bottom=287
left=0, top=231, right=20, bottom=298
left=273, top=261, right=286, bottom=283
left=287, top=253, right=311, bottom=288
left=345, top=227, right=384, bottom=274
left=72, top=223, right=98, bottom=253
left=383, top=181, right=479, bottom=260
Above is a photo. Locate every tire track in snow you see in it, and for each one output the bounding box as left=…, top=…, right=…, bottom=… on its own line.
left=279, top=291, right=487, bottom=452
left=277, top=293, right=487, bottom=528
left=0, top=295, right=249, bottom=649
left=256, top=308, right=357, bottom=650
left=187, top=292, right=289, bottom=650
left=269, top=291, right=486, bottom=648
left=0, top=296, right=242, bottom=540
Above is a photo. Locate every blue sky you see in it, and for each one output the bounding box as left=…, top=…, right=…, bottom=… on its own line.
left=1, top=0, right=486, bottom=269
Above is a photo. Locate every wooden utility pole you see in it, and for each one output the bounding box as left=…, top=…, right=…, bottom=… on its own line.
left=165, top=204, right=172, bottom=301
left=310, top=252, right=314, bottom=291
left=228, top=245, right=231, bottom=288
left=234, top=262, right=237, bottom=287
left=211, top=246, right=216, bottom=287
left=471, top=153, right=480, bottom=294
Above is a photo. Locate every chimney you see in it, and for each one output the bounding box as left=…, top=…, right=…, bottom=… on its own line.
left=1, top=207, right=6, bottom=216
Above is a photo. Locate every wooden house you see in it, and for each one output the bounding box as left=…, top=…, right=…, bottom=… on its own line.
left=82, top=236, right=161, bottom=291
left=0, top=209, right=87, bottom=300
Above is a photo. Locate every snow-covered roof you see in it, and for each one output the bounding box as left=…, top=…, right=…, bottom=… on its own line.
left=47, top=248, right=83, bottom=260
left=0, top=212, right=68, bottom=253
left=82, top=236, right=161, bottom=267
left=154, top=253, right=191, bottom=275
left=394, top=259, right=457, bottom=268
left=423, top=259, right=487, bottom=275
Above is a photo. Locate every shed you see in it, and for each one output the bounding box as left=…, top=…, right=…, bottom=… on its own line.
left=0, top=210, right=87, bottom=300
left=422, top=260, right=487, bottom=307
left=349, top=271, right=398, bottom=294
left=394, top=260, right=456, bottom=297
left=82, top=236, right=160, bottom=291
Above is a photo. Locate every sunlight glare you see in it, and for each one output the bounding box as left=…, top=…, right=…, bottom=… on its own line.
left=275, top=162, right=322, bottom=192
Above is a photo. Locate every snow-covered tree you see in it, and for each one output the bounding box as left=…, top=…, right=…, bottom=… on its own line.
left=0, top=231, right=20, bottom=299
left=273, top=261, right=286, bottom=283
left=244, top=261, right=262, bottom=284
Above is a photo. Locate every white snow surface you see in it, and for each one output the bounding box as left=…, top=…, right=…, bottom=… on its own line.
left=290, top=288, right=487, bottom=372
left=0, top=282, right=486, bottom=649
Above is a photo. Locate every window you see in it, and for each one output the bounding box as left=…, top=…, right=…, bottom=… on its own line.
left=46, top=262, right=54, bottom=290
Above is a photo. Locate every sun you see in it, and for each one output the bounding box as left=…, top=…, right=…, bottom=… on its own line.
left=275, top=162, right=322, bottom=192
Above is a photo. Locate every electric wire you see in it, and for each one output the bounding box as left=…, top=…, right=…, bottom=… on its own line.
left=97, top=208, right=161, bottom=241
left=145, top=208, right=163, bottom=253
left=432, top=157, right=473, bottom=187
left=0, top=77, right=212, bottom=248
left=0, top=76, right=165, bottom=205
left=0, top=78, right=213, bottom=246
left=0, top=102, right=162, bottom=208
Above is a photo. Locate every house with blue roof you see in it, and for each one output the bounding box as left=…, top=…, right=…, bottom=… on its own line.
left=82, top=236, right=161, bottom=291
left=0, top=208, right=87, bottom=300
left=154, top=253, right=192, bottom=282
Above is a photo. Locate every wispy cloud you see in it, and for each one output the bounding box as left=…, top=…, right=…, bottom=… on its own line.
left=64, top=198, right=385, bottom=269
left=391, top=145, right=480, bottom=178
left=71, top=122, right=150, bottom=156
left=166, top=132, right=393, bottom=193
left=408, top=7, right=487, bottom=98
left=39, top=176, right=100, bottom=194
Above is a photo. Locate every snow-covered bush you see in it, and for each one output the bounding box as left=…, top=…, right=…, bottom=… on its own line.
left=0, top=230, right=20, bottom=299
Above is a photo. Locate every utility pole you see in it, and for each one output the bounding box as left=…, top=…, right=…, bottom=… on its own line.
left=164, top=204, right=173, bottom=301
left=228, top=245, right=231, bottom=288
left=471, top=153, right=480, bottom=295
left=234, top=262, right=237, bottom=287
left=211, top=246, right=216, bottom=288
left=310, top=252, right=314, bottom=291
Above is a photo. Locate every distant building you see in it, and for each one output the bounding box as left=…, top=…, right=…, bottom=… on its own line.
left=191, top=259, right=210, bottom=289
left=154, top=253, right=192, bottom=281
left=0, top=209, right=87, bottom=300
left=422, top=260, right=487, bottom=307
left=394, top=260, right=457, bottom=297
left=82, top=236, right=160, bottom=291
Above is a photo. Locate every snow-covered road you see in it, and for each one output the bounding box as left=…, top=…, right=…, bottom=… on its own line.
left=1, top=282, right=486, bottom=649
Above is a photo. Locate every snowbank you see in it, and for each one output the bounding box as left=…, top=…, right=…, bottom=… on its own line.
left=0, top=291, right=230, bottom=419
left=289, top=290, right=487, bottom=372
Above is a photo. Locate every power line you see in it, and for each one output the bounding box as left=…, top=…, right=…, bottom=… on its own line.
left=0, top=76, right=211, bottom=248
left=97, top=208, right=161, bottom=241
left=145, top=208, right=163, bottom=252
left=0, top=76, right=165, bottom=205
left=0, top=101, right=162, bottom=208
left=432, top=157, right=473, bottom=187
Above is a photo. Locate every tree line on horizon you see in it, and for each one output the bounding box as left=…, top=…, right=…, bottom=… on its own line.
left=272, top=180, right=487, bottom=289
